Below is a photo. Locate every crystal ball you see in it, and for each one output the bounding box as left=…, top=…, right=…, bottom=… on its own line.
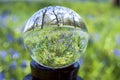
left=23, top=6, right=88, bottom=69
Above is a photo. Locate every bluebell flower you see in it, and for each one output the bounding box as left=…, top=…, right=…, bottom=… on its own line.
left=90, top=33, right=101, bottom=42
left=1, top=10, right=10, bottom=18
left=78, top=58, right=84, bottom=65
left=0, top=10, right=10, bottom=28
left=9, top=61, right=17, bottom=69
left=0, top=72, right=5, bottom=80
left=57, top=39, right=63, bottom=43
left=95, top=33, right=101, bottom=42
left=10, top=15, right=18, bottom=22
left=0, top=50, right=7, bottom=58
left=87, top=14, right=94, bottom=20
left=114, top=49, right=120, bottom=57
left=12, top=52, right=20, bottom=59
left=10, top=78, right=16, bottom=80
left=115, top=34, right=120, bottom=45
left=6, top=33, right=14, bottom=43
left=9, top=48, right=20, bottom=59
left=20, top=60, right=28, bottom=69
left=0, top=17, right=6, bottom=28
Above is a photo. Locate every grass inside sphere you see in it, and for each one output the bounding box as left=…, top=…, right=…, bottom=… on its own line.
left=24, top=25, right=88, bottom=68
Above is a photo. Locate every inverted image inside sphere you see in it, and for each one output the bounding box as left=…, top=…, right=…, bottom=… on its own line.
left=23, top=6, right=88, bottom=69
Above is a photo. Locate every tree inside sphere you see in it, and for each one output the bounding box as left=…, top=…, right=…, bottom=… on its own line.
left=23, top=6, right=88, bottom=69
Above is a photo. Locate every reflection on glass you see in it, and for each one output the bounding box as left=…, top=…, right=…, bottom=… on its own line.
left=23, top=6, right=88, bottom=69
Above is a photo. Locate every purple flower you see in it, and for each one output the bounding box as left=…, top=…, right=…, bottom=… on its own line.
left=114, top=49, right=120, bottom=57
left=9, top=61, right=17, bottom=69
left=0, top=50, right=7, bottom=58
left=20, top=60, right=28, bottom=69
left=0, top=72, right=5, bottom=80
left=6, top=33, right=14, bottom=43
left=9, top=48, right=20, bottom=59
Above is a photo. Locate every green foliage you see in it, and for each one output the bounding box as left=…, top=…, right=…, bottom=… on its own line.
left=24, top=26, right=88, bottom=68
left=0, top=1, right=120, bottom=80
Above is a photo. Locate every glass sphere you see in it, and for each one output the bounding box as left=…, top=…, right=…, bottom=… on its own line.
left=23, top=6, right=88, bottom=69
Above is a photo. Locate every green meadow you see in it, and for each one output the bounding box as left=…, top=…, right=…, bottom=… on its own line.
left=0, top=1, right=120, bottom=80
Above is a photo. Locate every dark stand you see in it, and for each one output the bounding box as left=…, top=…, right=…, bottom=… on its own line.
left=23, top=60, right=83, bottom=80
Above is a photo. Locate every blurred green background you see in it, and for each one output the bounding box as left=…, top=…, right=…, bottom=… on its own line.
left=0, top=0, right=120, bottom=80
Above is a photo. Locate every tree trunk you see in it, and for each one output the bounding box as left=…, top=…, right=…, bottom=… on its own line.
left=112, top=0, right=120, bottom=6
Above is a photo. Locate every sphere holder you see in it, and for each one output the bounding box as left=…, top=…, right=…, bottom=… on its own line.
left=23, top=60, right=83, bottom=80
